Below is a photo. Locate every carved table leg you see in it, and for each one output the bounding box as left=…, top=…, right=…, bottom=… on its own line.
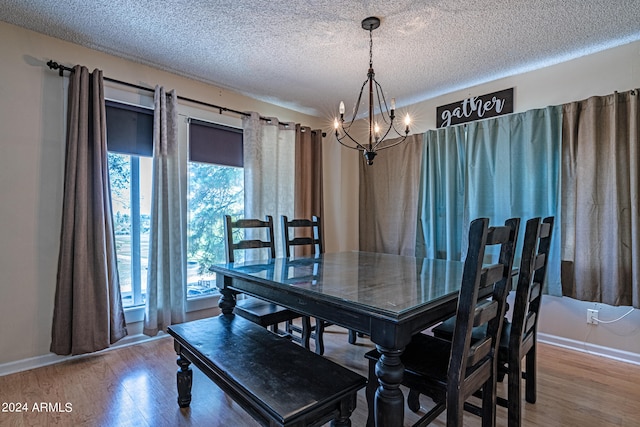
left=176, top=354, right=192, bottom=408
left=374, top=346, right=405, bottom=427
left=218, top=283, right=236, bottom=315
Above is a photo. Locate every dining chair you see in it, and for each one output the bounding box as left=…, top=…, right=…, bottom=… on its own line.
left=224, top=215, right=307, bottom=341
left=432, top=216, right=554, bottom=427
left=280, top=215, right=327, bottom=354
left=365, top=217, right=520, bottom=427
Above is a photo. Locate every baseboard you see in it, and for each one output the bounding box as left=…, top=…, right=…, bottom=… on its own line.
left=4, top=331, right=639, bottom=376
left=0, top=332, right=167, bottom=377
left=538, top=332, right=640, bottom=366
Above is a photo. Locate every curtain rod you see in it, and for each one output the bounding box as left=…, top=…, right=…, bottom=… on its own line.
left=47, top=60, right=325, bottom=136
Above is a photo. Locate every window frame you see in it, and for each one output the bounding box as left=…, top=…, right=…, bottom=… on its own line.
left=104, top=90, right=245, bottom=321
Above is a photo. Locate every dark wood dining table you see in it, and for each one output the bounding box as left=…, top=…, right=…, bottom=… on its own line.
left=209, top=251, right=467, bottom=427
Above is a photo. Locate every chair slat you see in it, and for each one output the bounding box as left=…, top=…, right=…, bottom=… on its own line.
left=234, top=239, right=273, bottom=250
left=533, top=253, right=546, bottom=271
left=486, top=225, right=512, bottom=245
left=529, top=281, right=542, bottom=302
left=539, top=221, right=552, bottom=238
left=479, top=264, right=505, bottom=291
left=467, top=336, right=492, bottom=366
left=473, top=299, right=499, bottom=328
left=524, top=312, right=537, bottom=335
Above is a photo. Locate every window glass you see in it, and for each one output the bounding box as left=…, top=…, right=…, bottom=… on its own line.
left=187, top=119, right=244, bottom=298
left=106, top=102, right=245, bottom=306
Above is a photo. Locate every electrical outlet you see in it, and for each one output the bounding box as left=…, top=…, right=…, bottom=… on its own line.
left=587, top=309, right=599, bottom=324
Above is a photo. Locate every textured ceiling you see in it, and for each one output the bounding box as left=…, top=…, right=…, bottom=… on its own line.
left=2, top=0, right=640, bottom=117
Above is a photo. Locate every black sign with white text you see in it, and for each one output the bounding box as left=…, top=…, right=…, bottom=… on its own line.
left=436, top=88, right=514, bottom=128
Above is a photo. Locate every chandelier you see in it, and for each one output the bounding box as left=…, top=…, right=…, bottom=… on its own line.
left=334, top=17, right=411, bottom=165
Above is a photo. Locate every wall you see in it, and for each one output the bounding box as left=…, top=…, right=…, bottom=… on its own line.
left=0, top=21, right=356, bottom=370
left=1, top=19, right=639, bottom=371
left=398, top=39, right=640, bottom=363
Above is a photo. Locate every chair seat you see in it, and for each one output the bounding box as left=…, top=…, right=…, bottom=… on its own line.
left=235, top=297, right=300, bottom=328
left=433, top=316, right=511, bottom=360
left=365, top=333, right=451, bottom=387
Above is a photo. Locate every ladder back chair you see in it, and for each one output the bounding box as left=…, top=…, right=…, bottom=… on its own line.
left=280, top=215, right=327, bottom=354
left=365, top=217, right=520, bottom=427
left=224, top=215, right=305, bottom=339
left=432, top=216, right=553, bottom=427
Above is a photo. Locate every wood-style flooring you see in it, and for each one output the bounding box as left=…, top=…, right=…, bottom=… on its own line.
left=1, top=323, right=639, bottom=427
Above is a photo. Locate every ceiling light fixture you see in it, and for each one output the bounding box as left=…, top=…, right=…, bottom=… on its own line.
left=334, top=16, right=411, bottom=165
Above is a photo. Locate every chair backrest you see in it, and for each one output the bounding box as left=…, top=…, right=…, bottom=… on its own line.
left=448, top=217, right=519, bottom=398
left=509, top=216, right=554, bottom=352
left=281, top=215, right=323, bottom=257
left=224, top=215, right=276, bottom=263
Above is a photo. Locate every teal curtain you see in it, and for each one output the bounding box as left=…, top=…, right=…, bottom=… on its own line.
left=466, top=107, right=562, bottom=295
left=416, top=126, right=466, bottom=260
left=417, top=106, right=563, bottom=295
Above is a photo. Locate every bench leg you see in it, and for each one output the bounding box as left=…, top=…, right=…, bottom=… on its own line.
left=176, top=354, right=193, bottom=408
left=348, top=330, right=357, bottom=344
left=330, top=393, right=357, bottom=427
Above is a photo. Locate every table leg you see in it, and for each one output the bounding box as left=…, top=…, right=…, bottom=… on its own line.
left=218, top=285, right=236, bottom=314
left=176, top=355, right=192, bottom=408
left=373, top=345, right=405, bottom=427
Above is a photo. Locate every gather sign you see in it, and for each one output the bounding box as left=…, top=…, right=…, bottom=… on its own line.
left=436, top=88, right=514, bottom=128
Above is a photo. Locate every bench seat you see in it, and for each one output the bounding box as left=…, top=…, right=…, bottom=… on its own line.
left=167, top=314, right=366, bottom=427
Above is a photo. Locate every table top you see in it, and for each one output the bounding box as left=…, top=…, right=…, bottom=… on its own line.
left=210, top=251, right=465, bottom=322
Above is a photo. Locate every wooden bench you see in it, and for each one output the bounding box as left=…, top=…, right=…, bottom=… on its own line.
left=167, top=314, right=367, bottom=426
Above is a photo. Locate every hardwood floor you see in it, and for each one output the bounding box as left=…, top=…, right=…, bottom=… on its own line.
left=1, top=324, right=639, bottom=427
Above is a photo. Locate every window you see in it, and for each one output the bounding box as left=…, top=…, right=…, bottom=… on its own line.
left=106, top=103, right=245, bottom=307
left=106, top=101, right=153, bottom=308
left=187, top=119, right=244, bottom=297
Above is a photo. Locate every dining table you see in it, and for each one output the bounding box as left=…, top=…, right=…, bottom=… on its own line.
left=209, top=251, right=469, bottom=427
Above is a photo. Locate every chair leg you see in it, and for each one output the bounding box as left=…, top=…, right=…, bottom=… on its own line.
left=481, top=377, right=497, bottom=427
left=348, top=329, right=357, bottom=344
left=301, top=316, right=312, bottom=350
left=407, top=389, right=421, bottom=412
left=447, top=389, right=466, bottom=427
left=507, top=355, right=522, bottom=427
left=314, top=318, right=325, bottom=355
left=365, top=359, right=377, bottom=427
left=525, top=344, right=537, bottom=403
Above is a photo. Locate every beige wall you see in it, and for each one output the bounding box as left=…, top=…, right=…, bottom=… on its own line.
left=1, top=20, right=639, bottom=370
left=399, top=40, right=640, bottom=362
left=0, top=21, right=355, bottom=368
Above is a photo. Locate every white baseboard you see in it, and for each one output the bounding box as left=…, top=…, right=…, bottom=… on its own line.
left=0, top=332, right=167, bottom=377
left=538, top=332, right=640, bottom=366
left=4, top=331, right=639, bottom=377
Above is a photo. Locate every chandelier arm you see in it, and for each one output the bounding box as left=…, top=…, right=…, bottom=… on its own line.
left=375, top=134, right=409, bottom=151
left=373, top=79, right=392, bottom=125
left=350, top=78, right=369, bottom=119
left=337, top=127, right=368, bottom=151
left=373, top=123, right=395, bottom=150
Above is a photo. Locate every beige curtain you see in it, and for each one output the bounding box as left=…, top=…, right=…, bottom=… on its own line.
left=359, top=134, right=423, bottom=255
left=293, top=125, right=324, bottom=257
left=561, top=90, right=640, bottom=307
left=143, top=87, right=185, bottom=336
left=50, top=66, right=127, bottom=355
left=242, top=113, right=296, bottom=258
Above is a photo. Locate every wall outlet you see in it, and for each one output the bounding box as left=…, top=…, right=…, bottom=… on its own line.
left=587, top=309, right=599, bottom=324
